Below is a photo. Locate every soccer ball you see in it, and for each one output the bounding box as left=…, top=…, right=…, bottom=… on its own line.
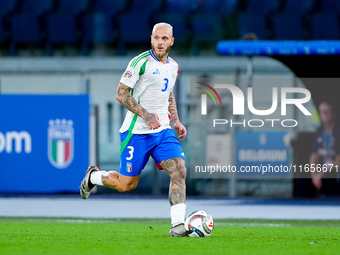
left=184, top=210, right=214, bottom=237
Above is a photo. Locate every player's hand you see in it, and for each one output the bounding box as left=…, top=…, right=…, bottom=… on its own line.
left=173, top=121, right=187, bottom=140
left=312, top=177, right=322, bottom=190
left=143, top=113, right=161, bottom=130
left=311, top=171, right=324, bottom=190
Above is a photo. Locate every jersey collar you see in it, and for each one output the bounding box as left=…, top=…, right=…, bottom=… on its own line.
left=149, top=50, right=170, bottom=64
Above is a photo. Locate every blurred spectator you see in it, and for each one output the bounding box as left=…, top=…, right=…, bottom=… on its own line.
left=241, top=32, right=258, bottom=40
left=310, top=101, right=340, bottom=196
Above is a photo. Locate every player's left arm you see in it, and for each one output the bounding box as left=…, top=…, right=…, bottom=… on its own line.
left=331, top=154, right=340, bottom=171
left=312, top=154, right=340, bottom=190
left=310, top=152, right=323, bottom=189
left=168, top=91, right=187, bottom=140
left=332, top=131, right=340, bottom=172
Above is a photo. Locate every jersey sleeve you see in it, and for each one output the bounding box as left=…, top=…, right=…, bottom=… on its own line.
left=311, top=132, right=319, bottom=153
left=119, top=58, right=141, bottom=88
left=334, top=127, right=340, bottom=155
left=311, top=126, right=322, bottom=153
left=169, top=63, right=179, bottom=93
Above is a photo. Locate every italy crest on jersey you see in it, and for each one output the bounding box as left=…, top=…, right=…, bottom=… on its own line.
left=126, top=162, right=132, bottom=172
left=48, top=119, right=74, bottom=169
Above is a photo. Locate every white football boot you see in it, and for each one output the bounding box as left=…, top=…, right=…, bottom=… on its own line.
left=80, top=165, right=99, bottom=199
left=169, top=223, right=187, bottom=237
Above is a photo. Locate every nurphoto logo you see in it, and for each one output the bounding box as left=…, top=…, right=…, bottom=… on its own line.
left=197, top=83, right=312, bottom=128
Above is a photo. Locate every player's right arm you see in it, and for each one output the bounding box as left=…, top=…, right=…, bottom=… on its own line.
left=116, top=82, right=161, bottom=130
left=309, top=152, right=322, bottom=190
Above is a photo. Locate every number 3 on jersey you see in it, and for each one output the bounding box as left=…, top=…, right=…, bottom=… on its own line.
left=126, top=146, right=134, bottom=160
left=162, top=78, right=168, bottom=92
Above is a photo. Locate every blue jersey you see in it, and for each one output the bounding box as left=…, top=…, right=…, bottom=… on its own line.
left=312, top=125, right=340, bottom=165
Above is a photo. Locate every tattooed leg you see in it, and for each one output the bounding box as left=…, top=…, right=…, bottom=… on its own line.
left=161, top=158, right=187, bottom=205
left=101, top=171, right=141, bottom=193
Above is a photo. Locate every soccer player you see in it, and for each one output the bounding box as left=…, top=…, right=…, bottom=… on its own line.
left=310, top=101, right=340, bottom=196
left=80, top=23, right=188, bottom=236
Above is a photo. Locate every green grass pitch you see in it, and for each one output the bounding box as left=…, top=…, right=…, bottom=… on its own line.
left=1, top=217, right=339, bottom=255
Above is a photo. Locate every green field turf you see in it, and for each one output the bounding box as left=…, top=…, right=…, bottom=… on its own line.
left=0, top=217, right=339, bottom=255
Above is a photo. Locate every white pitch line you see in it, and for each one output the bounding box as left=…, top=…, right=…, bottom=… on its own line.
left=1, top=197, right=340, bottom=220
left=215, top=223, right=292, bottom=227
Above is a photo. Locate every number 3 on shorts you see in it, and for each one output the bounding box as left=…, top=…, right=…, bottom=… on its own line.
left=126, top=146, right=134, bottom=160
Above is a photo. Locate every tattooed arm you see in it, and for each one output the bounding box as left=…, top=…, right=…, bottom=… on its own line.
left=168, top=92, right=180, bottom=123
left=116, top=83, right=161, bottom=130
left=168, top=92, right=187, bottom=140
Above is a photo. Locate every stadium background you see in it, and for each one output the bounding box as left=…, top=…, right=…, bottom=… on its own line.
left=0, top=0, right=339, bottom=198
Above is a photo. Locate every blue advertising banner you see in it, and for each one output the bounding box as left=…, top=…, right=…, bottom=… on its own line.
left=0, top=95, right=89, bottom=193
left=217, top=41, right=340, bottom=56
left=236, top=131, right=291, bottom=177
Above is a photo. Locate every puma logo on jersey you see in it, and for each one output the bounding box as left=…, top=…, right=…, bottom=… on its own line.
left=153, top=69, right=160, bottom=75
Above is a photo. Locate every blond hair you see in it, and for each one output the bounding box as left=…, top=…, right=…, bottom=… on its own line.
left=152, top=22, right=173, bottom=37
